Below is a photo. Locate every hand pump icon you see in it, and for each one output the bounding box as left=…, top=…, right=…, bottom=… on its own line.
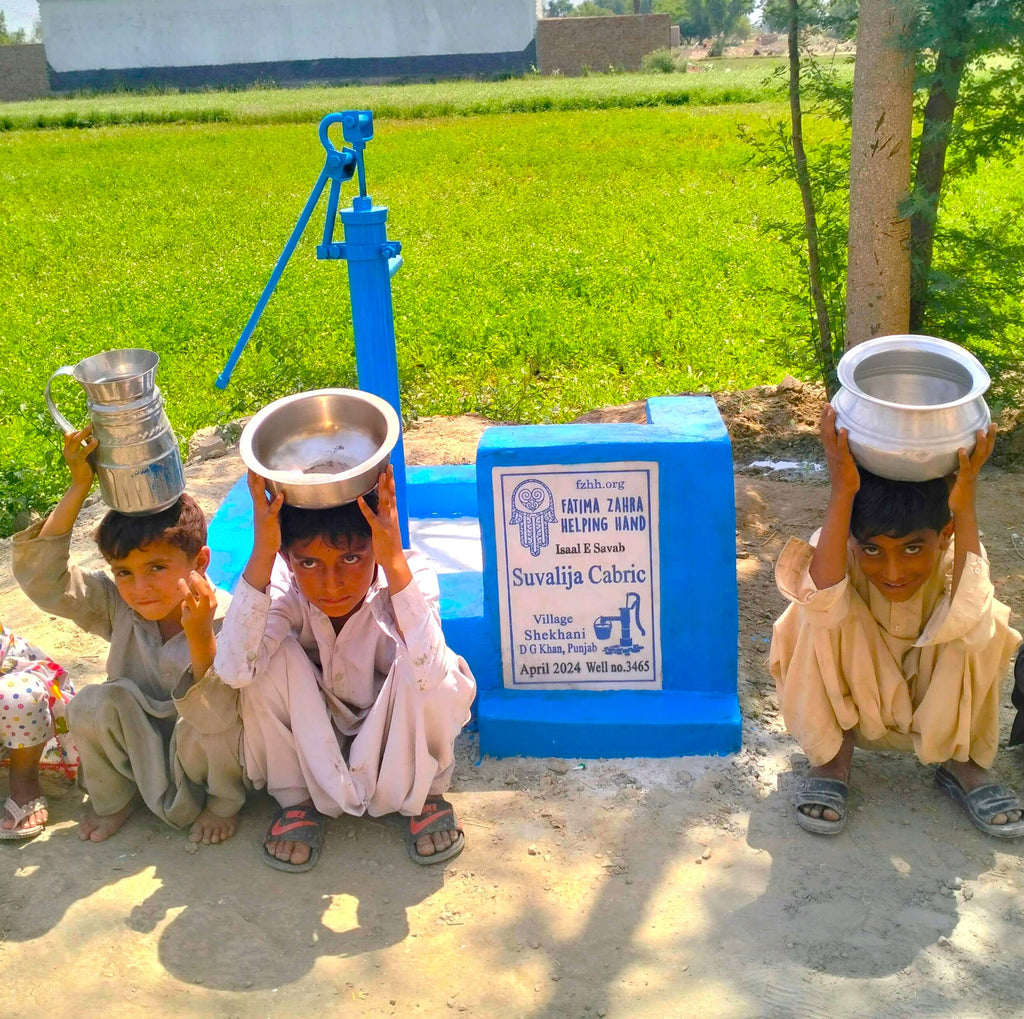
left=593, top=593, right=645, bottom=655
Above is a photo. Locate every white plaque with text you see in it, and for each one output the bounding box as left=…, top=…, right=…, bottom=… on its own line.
left=492, top=462, right=661, bottom=691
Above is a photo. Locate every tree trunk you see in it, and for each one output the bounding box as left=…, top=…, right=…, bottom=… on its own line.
left=909, top=32, right=968, bottom=331
left=844, top=0, right=916, bottom=347
left=787, top=0, right=834, bottom=385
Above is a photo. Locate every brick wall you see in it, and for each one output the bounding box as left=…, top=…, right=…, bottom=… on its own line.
left=0, top=44, right=50, bottom=102
left=536, top=14, right=671, bottom=76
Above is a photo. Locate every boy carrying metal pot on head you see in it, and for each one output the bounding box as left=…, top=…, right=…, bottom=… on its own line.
left=13, top=425, right=246, bottom=845
left=213, top=465, right=476, bottom=873
left=769, top=405, right=1024, bottom=837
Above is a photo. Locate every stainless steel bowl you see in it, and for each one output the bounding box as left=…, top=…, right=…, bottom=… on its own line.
left=240, top=389, right=400, bottom=507
left=832, top=334, right=990, bottom=481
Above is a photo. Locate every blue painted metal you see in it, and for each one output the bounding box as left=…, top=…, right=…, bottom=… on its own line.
left=215, top=109, right=409, bottom=544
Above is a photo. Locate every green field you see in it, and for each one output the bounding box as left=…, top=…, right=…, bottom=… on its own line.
left=0, top=61, right=813, bottom=131
left=2, top=67, right=1021, bottom=536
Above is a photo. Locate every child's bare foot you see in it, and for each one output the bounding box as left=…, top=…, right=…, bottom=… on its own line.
left=189, top=806, right=238, bottom=844
left=79, top=798, right=137, bottom=842
left=941, top=758, right=1024, bottom=827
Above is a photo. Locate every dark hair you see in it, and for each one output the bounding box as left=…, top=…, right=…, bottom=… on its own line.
left=95, top=493, right=207, bottom=561
left=279, top=490, right=378, bottom=552
left=849, top=468, right=951, bottom=543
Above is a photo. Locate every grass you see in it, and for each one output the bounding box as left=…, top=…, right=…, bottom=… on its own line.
left=0, top=60, right=823, bottom=131
left=1, top=100, right=822, bottom=533
left=2, top=63, right=1021, bottom=537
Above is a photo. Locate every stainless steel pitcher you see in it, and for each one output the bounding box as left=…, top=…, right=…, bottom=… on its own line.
left=44, top=348, right=186, bottom=515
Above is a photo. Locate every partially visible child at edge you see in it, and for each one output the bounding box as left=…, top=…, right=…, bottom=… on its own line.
left=769, top=405, right=1024, bottom=837
left=0, top=625, right=74, bottom=840
left=12, top=425, right=246, bottom=844
left=212, top=465, right=476, bottom=872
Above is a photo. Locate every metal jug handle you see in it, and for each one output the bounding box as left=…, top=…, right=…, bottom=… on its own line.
left=44, top=366, right=80, bottom=435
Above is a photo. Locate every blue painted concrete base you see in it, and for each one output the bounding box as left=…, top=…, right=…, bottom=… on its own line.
left=206, top=400, right=741, bottom=760
left=478, top=689, right=741, bottom=759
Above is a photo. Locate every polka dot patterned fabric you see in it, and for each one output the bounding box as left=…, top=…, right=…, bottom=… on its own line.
left=0, top=626, right=73, bottom=752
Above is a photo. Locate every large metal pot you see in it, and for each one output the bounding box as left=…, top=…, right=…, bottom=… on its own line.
left=832, top=334, right=991, bottom=481
left=240, top=388, right=400, bottom=508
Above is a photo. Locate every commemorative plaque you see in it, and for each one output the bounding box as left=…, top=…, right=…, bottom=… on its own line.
left=492, top=461, right=661, bottom=691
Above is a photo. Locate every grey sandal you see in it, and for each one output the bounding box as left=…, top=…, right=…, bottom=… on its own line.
left=793, top=777, right=848, bottom=835
left=935, top=766, right=1024, bottom=840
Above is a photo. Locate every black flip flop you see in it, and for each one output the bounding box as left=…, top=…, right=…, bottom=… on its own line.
left=262, top=804, right=326, bottom=872
left=935, top=766, right=1024, bottom=840
left=406, top=796, right=465, bottom=866
left=793, top=777, right=849, bottom=835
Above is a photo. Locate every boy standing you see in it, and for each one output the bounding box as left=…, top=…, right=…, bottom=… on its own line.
left=13, top=426, right=245, bottom=844
left=214, top=466, right=476, bottom=872
left=770, top=406, right=1023, bottom=837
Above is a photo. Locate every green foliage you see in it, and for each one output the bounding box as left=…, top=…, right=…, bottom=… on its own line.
left=641, top=48, right=677, bottom=72
left=0, top=65, right=801, bottom=132
left=546, top=0, right=576, bottom=14
left=1, top=101, right=813, bottom=536
left=572, top=2, right=616, bottom=14
left=0, top=11, right=28, bottom=44
left=742, top=64, right=851, bottom=389
left=653, top=0, right=755, bottom=43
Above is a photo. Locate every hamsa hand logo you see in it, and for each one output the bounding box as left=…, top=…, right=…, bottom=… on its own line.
left=508, top=479, right=556, bottom=557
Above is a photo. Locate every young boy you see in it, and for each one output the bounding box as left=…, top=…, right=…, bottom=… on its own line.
left=12, top=426, right=245, bottom=844
left=769, top=405, right=1023, bottom=837
left=213, top=465, right=476, bottom=872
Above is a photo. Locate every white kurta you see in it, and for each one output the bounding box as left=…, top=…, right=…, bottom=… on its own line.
left=213, top=551, right=476, bottom=817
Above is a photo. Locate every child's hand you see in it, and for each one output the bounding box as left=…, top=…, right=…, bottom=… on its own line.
left=820, top=404, right=860, bottom=498
left=948, top=424, right=996, bottom=519
left=358, top=466, right=412, bottom=594
left=63, top=426, right=98, bottom=489
left=178, top=570, right=218, bottom=639
left=178, top=570, right=218, bottom=679
left=248, top=470, right=284, bottom=561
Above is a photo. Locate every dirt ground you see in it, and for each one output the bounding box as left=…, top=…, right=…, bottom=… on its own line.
left=3, top=382, right=1024, bottom=1018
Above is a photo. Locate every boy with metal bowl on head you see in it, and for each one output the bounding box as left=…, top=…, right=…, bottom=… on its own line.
left=769, top=405, right=1024, bottom=837
left=214, top=464, right=476, bottom=873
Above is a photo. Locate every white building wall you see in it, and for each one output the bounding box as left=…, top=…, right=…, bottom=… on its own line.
left=40, top=0, right=537, bottom=72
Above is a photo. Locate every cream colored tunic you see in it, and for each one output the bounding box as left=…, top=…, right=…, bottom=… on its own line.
left=769, top=535, right=1021, bottom=769
left=12, top=521, right=245, bottom=823
left=213, top=551, right=476, bottom=817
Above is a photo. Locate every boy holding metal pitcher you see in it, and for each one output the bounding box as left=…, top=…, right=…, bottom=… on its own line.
left=14, top=352, right=246, bottom=843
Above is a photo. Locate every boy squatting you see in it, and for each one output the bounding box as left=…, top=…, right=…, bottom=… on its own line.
left=212, top=465, right=476, bottom=872
left=770, top=406, right=1023, bottom=837
left=12, top=426, right=245, bottom=844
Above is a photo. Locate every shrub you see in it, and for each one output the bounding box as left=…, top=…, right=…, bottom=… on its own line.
left=641, top=49, right=675, bottom=74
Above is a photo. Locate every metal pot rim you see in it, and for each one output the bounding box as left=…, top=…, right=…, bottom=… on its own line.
left=836, top=334, right=990, bottom=411
left=239, top=388, right=400, bottom=489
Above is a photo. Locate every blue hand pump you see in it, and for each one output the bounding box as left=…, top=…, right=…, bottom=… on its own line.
left=216, top=111, right=408, bottom=544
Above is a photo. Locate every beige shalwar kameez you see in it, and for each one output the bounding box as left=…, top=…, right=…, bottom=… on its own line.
left=769, top=535, right=1021, bottom=769
left=12, top=521, right=246, bottom=826
left=212, top=551, right=476, bottom=818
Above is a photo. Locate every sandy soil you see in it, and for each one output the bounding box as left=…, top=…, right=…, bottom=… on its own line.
left=3, top=386, right=1024, bottom=1018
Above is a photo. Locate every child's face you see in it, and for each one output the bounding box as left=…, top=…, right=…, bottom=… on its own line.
left=850, top=525, right=951, bottom=602
left=284, top=533, right=376, bottom=621
left=107, top=540, right=210, bottom=623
